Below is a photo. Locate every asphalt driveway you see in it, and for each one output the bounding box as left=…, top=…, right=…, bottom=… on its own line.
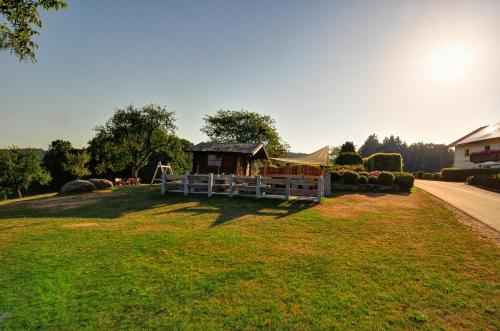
left=415, top=180, right=500, bottom=232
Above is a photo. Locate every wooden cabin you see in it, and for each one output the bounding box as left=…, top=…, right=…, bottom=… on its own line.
left=185, top=142, right=269, bottom=176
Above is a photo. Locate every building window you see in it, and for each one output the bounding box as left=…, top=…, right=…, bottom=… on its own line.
left=464, top=149, right=469, bottom=157
left=485, top=145, right=490, bottom=151
left=207, top=154, right=222, bottom=167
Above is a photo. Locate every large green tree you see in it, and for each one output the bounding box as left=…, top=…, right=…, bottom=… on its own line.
left=0, top=0, right=67, bottom=62
left=0, top=147, right=51, bottom=198
left=92, top=104, right=177, bottom=180
left=201, top=110, right=289, bottom=157
left=42, top=139, right=73, bottom=189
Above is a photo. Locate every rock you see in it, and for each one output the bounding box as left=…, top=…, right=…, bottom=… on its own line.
left=59, top=180, right=96, bottom=195
left=88, top=178, right=113, bottom=190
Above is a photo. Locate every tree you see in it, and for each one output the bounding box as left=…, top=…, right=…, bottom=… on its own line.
left=359, top=134, right=381, bottom=157
left=0, top=0, right=68, bottom=62
left=92, top=104, right=177, bottom=180
left=340, top=141, right=356, bottom=153
left=381, top=135, right=407, bottom=154
left=64, top=150, right=91, bottom=179
left=201, top=110, right=289, bottom=157
left=0, top=147, right=51, bottom=198
left=329, top=145, right=341, bottom=162
left=43, top=139, right=73, bottom=189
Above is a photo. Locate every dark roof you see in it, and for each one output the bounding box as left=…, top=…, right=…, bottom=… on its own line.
left=448, top=122, right=500, bottom=147
left=185, top=142, right=268, bottom=157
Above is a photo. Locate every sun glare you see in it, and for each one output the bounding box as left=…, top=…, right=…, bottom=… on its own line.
left=427, top=43, right=473, bottom=82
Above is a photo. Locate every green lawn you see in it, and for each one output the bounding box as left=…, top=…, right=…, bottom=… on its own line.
left=0, top=186, right=498, bottom=330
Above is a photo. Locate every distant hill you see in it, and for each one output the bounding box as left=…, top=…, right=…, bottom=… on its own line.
left=287, top=152, right=307, bottom=158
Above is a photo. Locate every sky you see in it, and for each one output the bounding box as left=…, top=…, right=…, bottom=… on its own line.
left=1, top=0, right=499, bottom=152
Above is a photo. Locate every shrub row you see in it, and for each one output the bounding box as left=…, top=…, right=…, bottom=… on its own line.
left=466, top=175, right=500, bottom=190
left=364, top=153, right=403, bottom=172
left=332, top=170, right=414, bottom=191
left=335, top=152, right=363, bottom=166
left=415, top=171, right=441, bottom=180
left=440, top=168, right=500, bottom=182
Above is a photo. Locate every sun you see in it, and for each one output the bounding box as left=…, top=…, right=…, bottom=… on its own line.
left=427, top=43, right=473, bottom=82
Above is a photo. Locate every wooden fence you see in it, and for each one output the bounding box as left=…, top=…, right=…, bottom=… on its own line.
left=259, top=165, right=325, bottom=177
left=161, top=173, right=326, bottom=202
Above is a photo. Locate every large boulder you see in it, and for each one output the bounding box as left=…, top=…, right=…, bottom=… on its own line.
left=59, top=180, right=96, bottom=195
left=88, top=178, right=113, bottom=190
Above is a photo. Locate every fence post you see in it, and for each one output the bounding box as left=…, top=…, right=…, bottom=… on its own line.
left=256, top=175, right=261, bottom=199
left=161, top=171, right=167, bottom=195
left=324, top=173, right=331, bottom=197
left=183, top=173, right=189, bottom=196
left=285, top=177, right=290, bottom=200
left=208, top=173, right=213, bottom=197
left=317, top=177, right=324, bottom=202
left=229, top=174, right=235, bottom=197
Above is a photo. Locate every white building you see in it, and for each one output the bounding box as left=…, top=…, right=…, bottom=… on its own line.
left=448, top=122, right=500, bottom=169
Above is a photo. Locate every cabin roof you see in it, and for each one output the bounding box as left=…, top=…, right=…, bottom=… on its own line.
left=448, top=122, right=500, bottom=147
left=185, top=142, right=268, bottom=158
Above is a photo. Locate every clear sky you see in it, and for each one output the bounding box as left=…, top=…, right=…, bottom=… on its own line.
left=1, top=0, right=499, bottom=152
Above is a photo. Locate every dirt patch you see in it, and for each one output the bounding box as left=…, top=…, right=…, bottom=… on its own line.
left=315, top=192, right=424, bottom=219
left=63, top=222, right=100, bottom=228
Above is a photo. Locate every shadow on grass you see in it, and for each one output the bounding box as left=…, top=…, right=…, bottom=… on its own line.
left=0, top=185, right=316, bottom=227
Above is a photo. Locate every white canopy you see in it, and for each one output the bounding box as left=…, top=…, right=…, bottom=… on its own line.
left=270, top=146, right=329, bottom=165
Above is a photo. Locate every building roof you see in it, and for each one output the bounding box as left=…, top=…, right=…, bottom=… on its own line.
left=448, top=122, right=500, bottom=147
left=185, top=142, right=268, bottom=158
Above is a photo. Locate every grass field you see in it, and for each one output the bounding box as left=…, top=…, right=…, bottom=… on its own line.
left=0, top=186, right=498, bottom=329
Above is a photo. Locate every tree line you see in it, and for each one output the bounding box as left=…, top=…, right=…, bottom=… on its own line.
left=331, top=134, right=454, bottom=172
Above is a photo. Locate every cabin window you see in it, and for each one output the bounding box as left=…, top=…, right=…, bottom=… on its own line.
left=207, top=154, right=222, bottom=167
left=485, top=145, right=491, bottom=151
left=464, top=149, right=469, bottom=157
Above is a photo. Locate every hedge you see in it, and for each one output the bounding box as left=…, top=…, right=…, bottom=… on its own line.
left=393, top=172, right=415, bottom=191
left=335, top=152, right=363, bottom=165
left=440, top=168, right=500, bottom=182
left=342, top=170, right=360, bottom=184
left=466, top=175, right=500, bottom=190
left=365, top=153, right=403, bottom=172
left=378, top=171, right=395, bottom=185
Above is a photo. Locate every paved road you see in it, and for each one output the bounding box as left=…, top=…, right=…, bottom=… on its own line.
left=415, top=180, right=500, bottom=232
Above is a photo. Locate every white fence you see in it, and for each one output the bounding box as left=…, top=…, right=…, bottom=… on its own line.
left=161, top=173, right=328, bottom=202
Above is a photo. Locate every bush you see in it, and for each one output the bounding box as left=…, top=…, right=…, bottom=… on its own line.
left=335, top=152, right=363, bottom=166
left=393, top=172, right=414, bottom=191
left=330, top=171, right=342, bottom=182
left=378, top=171, right=395, bottom=185
left=365, top=153, right=403, bottom=172
left=342, top=170, right=360, bottom=185
left=358, top=171, right=369, bottom=177
left=415, top=171, right=425, bottom=179
left=368, top=176, right=378, bottom=184
left=432, top=173, right=441, bottom=180
left=0, top=187, right=12, bottom=200
left=423, top=173, right=433, bottom=180
left=440, top=168, right=500, bottom=182
left=466, top=175, right=500, bottom=190
left=358, top=175, right=368, bottom=184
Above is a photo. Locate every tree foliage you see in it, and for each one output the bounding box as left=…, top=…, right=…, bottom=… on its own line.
left=92, top=104, right=177, bottom=179
left=64, top=150, right=91, bottom=179
left=359, top=134, right=381, bottom=157
left=339, top=141, right=356, bottom=153
left=42, top=139, right=73, bottom=188
left=0, top=147, right=51, bottom=198
left=0, top=0, right=68, bottom=62
left=201, top=110, right=289, bottom=157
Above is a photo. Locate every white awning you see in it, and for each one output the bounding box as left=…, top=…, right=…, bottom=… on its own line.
left=270, top=146, right=329, bottom=165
